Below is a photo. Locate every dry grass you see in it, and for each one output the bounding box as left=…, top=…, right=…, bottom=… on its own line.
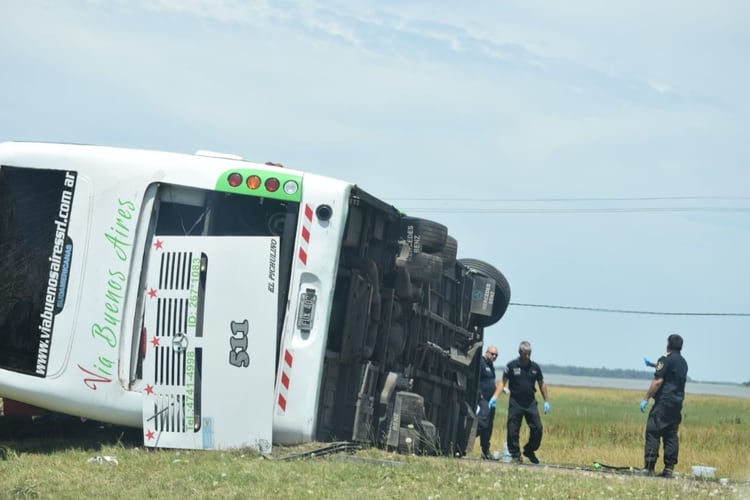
left=478, top=385, right=750, bottom=480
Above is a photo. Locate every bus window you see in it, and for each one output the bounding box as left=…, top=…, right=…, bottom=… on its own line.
left=153, top=185, right=294, bottom=237
left=0, top=166, right=77, bottom=376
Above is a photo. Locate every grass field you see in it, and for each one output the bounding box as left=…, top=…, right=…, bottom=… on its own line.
left=1, top=386, right=748, bottom=499
left=481, top=386, right=750, bottom=479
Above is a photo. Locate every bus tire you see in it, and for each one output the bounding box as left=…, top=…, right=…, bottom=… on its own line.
left=401, top=217, right=448, bottom=254
left=458, top=258, right=511, bottom=327
left=406, top=253, right=443, bottom=283
left=438, top=235, right=457, bottom=269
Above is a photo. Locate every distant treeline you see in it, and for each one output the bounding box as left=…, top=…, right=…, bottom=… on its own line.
left=541, top=364, right=695, bottom=383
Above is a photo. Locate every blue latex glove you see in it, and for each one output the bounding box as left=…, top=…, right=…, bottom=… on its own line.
left=640, top=400, right=648, bottom=413
left=543, top=401, right=551, bottom=414
left=489, top=396, right=497, bottom=409
left=643, top=357, right=656, bottom=368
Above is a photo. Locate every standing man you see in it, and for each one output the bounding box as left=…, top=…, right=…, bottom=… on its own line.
left=639, top=334, right=688, bottom=478
left=477, top=345, right=501, bottom=460
left=491, top=341, right=549, bottom=464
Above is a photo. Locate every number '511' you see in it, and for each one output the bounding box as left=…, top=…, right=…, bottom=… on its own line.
left=229, top=319, right=250, bottom=367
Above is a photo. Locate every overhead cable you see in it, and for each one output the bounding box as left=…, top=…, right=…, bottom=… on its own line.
left=390, top=195, right=750, bottom=214
left=509, top=302, right=750, bottom=316
left=400, top=207, right=750, bottom=214
left=388, top=196, right=750, bottom=202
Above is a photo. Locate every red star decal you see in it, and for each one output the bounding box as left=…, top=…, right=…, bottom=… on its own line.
left=151, top=336, right=160, bottom=347
left=145, top=384, right=154, bottom=395
left=148, top=288, right=157, bottom=298
left=154, top=239, right=164, bottom=250
left=146, top=429, right=155, bottom=441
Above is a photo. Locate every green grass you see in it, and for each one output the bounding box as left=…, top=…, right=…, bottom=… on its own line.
left=1, top=386, right=748, bottom=499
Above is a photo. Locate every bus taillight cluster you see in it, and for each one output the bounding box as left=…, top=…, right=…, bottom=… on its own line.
left=226, top=172, right=298, bottom=196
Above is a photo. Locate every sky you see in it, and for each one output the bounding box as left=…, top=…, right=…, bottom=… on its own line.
left=1, top=1, right=748, bottom=384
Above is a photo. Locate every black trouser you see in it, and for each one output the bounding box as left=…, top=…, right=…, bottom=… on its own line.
left=506, top=398, right=543, bottom=457
left=477, top=399, right=496, bottom=455
left=644, top=401, right=682, bottom=469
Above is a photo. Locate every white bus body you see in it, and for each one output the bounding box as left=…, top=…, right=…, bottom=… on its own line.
left=0, top=142, right=511, bottom=454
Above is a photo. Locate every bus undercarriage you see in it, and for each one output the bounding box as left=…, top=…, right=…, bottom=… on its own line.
left=316, top=187, right=510, bottom=455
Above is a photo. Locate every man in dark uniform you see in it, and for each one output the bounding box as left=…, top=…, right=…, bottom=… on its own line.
left=492, top=341, right=550, bottom=464
left=477, top=345, right=500, bottom=460
left=639, top=333, right=689, bottom=478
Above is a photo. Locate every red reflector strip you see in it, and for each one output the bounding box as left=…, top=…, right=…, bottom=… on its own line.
left=277, top=349, right=294, bottom=414
left=297, top=204, right=314, bottom=266
left=285, top=349, right=294, bottom=368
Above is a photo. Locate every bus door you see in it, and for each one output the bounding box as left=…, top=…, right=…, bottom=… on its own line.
left=140, top=235, right=277, bottom=451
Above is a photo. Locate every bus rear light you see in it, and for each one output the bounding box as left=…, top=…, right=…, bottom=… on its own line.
left=227, top=172, right=243, bottom=187
left=283, top=180, right=299, bottom=195
left=246, top=175, right=261, bottom=190
left=265, top=177, right=280, bottom=192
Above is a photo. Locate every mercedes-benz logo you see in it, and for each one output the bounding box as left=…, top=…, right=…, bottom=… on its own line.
left=172, top=332, right=189, bottom=353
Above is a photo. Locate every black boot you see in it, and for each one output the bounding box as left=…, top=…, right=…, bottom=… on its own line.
left=659, top=467, right=674, bottom=479
left=638, top=462, right=655, bottom=477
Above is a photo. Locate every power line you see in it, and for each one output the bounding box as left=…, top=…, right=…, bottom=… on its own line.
left=509, top=302, right=750, bottom=316
left=388, top=196, right=750, bottom=202
left=400, top=207, right=750, bottom=214
left=388, top=195, right=750, bottom=214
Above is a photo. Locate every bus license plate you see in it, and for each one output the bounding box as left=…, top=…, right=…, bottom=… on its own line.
left=297, top=289, right=317, bottom=330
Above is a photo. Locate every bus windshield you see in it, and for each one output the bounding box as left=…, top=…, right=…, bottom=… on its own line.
left=0, top=165, right=77, bottom=376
